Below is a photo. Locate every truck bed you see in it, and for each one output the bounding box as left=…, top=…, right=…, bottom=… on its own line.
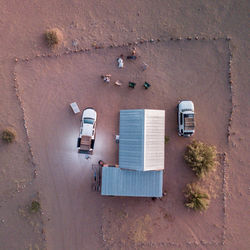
left=80, top=135, right=91, bottom=151
left=184, top=116, right=195, bottom=130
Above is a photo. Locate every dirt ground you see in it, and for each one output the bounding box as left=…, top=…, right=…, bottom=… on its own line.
left=0, top=1, right=249, bottom=250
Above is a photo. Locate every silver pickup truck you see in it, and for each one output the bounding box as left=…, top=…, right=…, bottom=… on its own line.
left=177, top=101, right=195, bottom=137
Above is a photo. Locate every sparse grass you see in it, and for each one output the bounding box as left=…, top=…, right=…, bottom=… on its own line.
left=45, top=28, right=62, bottom=47
left=165, top=135, right=170, bottom=144
left=184, top=183, right=210, bottom=211
left=30, top=200, right=40, bottom=213
left=2, top=128, right=16, bottom=143
left=184, top=140, right=217, bottom=178
left=129, top=214, right=152, bottom=243
left=117, top=210, right=128, bottom=219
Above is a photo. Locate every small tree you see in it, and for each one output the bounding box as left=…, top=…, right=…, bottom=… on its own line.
left=45, top=28, right=62, bottom=47
left=184, top=140, right=217, bottom=178
left=2, top=128, right=16, bottom=143
left=184, top=183, right=210, bottom=211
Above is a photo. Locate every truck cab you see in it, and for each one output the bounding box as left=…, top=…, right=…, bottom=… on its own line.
left=177, top=101, right=195, bottom=137
left=77, top=108, right=97, bottom=154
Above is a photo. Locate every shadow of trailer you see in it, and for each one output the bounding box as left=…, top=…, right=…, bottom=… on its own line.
left=91, top=164, right=102, bottom=192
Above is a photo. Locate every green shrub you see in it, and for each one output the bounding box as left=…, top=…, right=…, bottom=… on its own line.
left=45, top=28, right=62, bottom=47
left=184, top=140, right=217, bottom=178
left=2, top=128, right=16, bottom=143
left=30, top=200, right=40, bottom=213
left=184, top=183, right=210, bottom=211
left=165, top=135, right=170, bottom=144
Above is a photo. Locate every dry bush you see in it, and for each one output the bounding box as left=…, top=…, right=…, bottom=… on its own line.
left=45, top=28, right=62, bottom=47
left=2, top=128, right=16, bottom=143
left=184, top=183, right=210, bottom=211
left=184, top=140, right=217, bottom=178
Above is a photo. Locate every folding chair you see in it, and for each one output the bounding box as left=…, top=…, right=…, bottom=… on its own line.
left=129, top=82, right=136, bottom=88
left=144, top=82, right=151, bottom=89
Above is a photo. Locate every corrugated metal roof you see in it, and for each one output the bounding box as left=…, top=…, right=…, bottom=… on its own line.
left=144, top=110, right=165, bottom=171
left=101, top=167, right=163, bottom=197
left=119, top=110, right=145, bottom=171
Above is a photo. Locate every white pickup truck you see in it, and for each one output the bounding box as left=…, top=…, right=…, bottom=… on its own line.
left=77, top=108, right=97, bottom=154
left=177, top=101, right=195, bottom=137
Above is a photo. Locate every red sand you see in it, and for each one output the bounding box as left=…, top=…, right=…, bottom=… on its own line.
left=0, top=1, right=249, bottom=249
left=16, top=41, right=229, bottom=249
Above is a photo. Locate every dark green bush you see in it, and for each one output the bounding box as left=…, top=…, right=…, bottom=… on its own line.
left=30, top=200, right=40, bottom=213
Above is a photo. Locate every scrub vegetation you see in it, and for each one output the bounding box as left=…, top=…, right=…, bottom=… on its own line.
left=2, top=128, right=16, bottom=143
left=30, top=200, right=41, bottom=213
left=184, top=183, right=210, bottom=211
left=184, top=140, right=217, bottom=178
left=165, top=135, right=170, bottom=144
left=45, top=28, right=62, bottom=47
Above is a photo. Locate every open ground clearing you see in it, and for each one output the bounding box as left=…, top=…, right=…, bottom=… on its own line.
left=1, top=1, right=249, bottom=249
left=15, top=40, right=231, bottom=249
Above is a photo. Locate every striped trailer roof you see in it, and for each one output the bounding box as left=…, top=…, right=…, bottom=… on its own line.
left=119, top=109, right=165, bottom=171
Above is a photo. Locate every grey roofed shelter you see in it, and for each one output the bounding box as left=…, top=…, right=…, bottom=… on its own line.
left=119, top=109, right=145, bottom=171
left=101, top=167, right=163, bottom=197
left=101, top=109, right=165, bottom=197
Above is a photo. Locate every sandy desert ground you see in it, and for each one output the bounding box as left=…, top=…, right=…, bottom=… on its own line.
left=0, top=1, right=249, bottom=250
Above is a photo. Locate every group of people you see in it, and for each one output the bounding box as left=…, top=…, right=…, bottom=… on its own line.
left=101, top=47, right=150, bottom=89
